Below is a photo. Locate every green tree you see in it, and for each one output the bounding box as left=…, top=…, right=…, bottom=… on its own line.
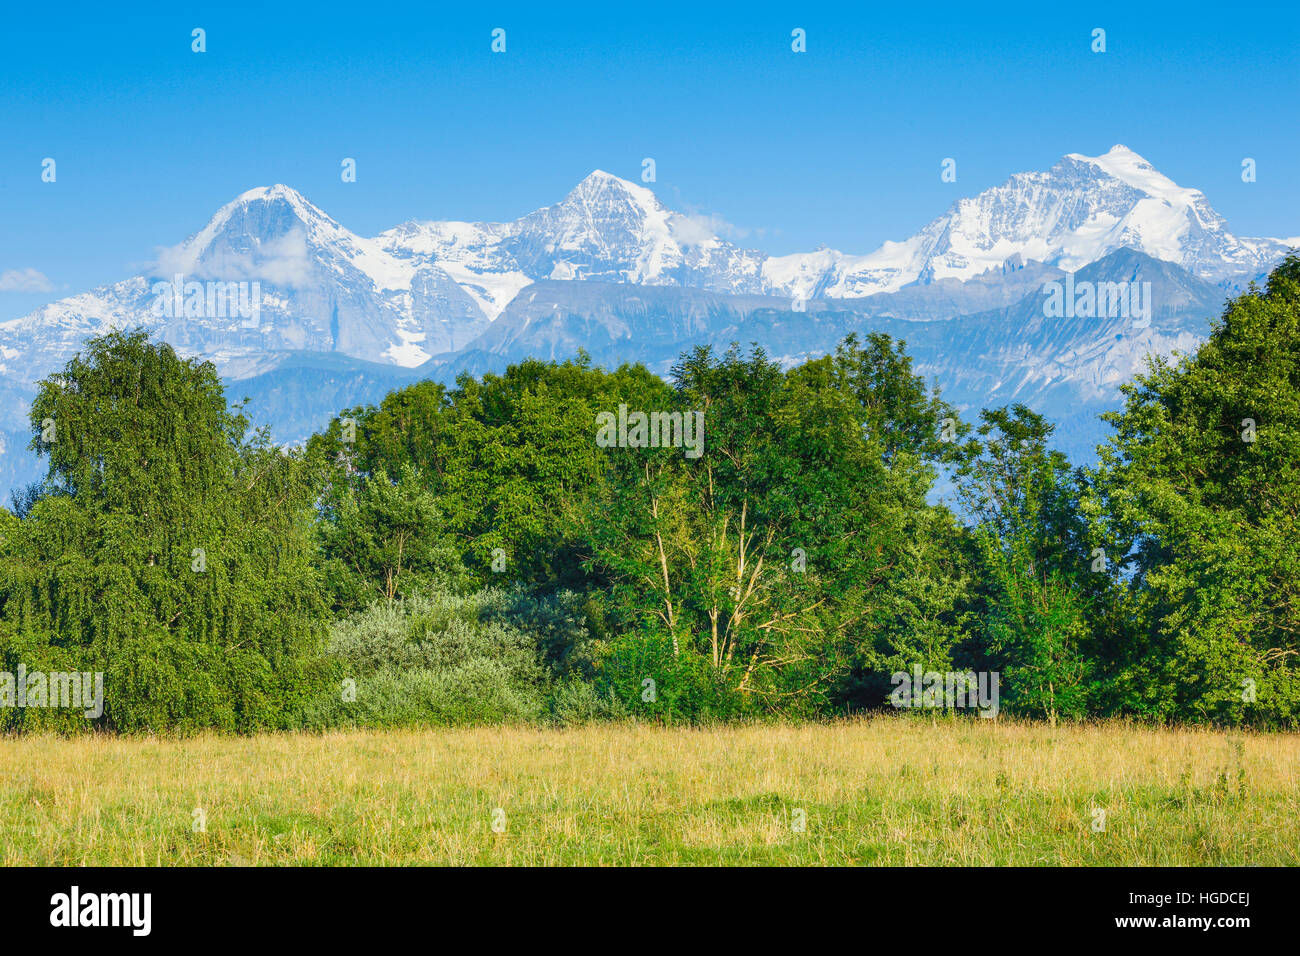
left=310, top=354, right=669, bottom=591
left=318, top=463, right=464, bottom=607
left=584, top=337, right=968, bottom=717
left=0, top=330, right=330, bottom=732
left=1084, top=256, right=1300, bottom=725
left=955, top=405, right=1096, bottom=723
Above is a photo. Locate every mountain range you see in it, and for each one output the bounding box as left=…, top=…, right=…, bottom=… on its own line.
left=1, top=145, right=1295, bottom=496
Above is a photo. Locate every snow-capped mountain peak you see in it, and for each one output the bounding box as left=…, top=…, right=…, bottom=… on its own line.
left=4, top=150, right=1295, bottom=392
left=160, top=183, right=417, bottom=295
left=512, top=169, right=679, bottom=282
left=0, top=183, right=490, bottom=383
left=1059, top=144, right=1229, bottom=256
left=1064, top=145, right=1218, bottom=225
left=566, top=169, right=660, bottom=207
left=1068, top=145, right=1180, bottom=190
left=235, top=183, right=310, bottom=203
left=186, top=183, right=329, bottom=251
left=0, top=153, right=1295, bottom=499
left=378, top=167, right=767, bottom=313
left=763, top=146, right=1294, bottom=300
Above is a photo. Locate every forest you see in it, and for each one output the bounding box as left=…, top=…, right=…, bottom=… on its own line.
left=1, top=257, right=1297, bottom=733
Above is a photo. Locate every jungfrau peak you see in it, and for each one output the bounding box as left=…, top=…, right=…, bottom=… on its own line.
left=764, top=146, right=1296, bottom=300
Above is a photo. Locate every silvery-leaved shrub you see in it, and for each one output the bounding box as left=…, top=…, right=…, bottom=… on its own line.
left=305, top=586, right=549, bottom=727
left=547, top=674, right=628, bottom=726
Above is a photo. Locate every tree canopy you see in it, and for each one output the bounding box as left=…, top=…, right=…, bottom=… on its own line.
left=4, top=258, right=1299, bottom=731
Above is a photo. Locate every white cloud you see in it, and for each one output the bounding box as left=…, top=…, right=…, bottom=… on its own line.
left=0, top=268, right=54, bottom=292
left=670, top=213, right=723, bottom=247
left=153, top=228, right=313, bottom=288
left=670, top=211, right=766, bottom=247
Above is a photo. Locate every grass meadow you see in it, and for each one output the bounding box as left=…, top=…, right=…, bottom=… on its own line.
left=1, top=717, right=1296, bottom=866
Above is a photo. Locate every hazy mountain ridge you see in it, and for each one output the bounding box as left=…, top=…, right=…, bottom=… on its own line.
left=425, top=248, right=1237, bottom=464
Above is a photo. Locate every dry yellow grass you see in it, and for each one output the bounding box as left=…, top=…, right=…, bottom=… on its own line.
left=1, top=717, right=1296, bottom=865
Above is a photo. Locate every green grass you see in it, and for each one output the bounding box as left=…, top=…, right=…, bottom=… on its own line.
left=2, top=717, right=1297, bottom=865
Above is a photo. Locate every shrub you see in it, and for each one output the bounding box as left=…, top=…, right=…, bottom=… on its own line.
left=305, top=586, right=549, bottom=728
left=547, top=675, right=627, bottom=726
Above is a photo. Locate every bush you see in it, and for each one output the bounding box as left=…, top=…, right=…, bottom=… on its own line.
left=594, top=629, right=749, bottom=723
left=547, top=675, right=627, bottom=725
left=477, top=587, right=594, bottom=676
left=305, top=586, right=549, bottom=728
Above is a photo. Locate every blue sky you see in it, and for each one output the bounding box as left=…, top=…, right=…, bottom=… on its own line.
left=1, top=0, right=1297, bottom=315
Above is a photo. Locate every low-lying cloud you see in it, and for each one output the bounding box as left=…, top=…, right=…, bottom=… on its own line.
left=670, top=211, right=765, bottom=247
left=153, top=228, right=313, bottom=288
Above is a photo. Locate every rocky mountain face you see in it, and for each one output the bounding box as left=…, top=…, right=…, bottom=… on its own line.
left=1, top=147, right=1294, bottom=497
